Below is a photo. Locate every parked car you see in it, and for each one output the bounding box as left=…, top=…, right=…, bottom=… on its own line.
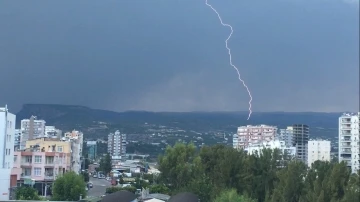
left=88, top=182, right=93, bottom=188
left=106, top=177, right=111, bottom=181
left=93, top=174, right=97, bottom=178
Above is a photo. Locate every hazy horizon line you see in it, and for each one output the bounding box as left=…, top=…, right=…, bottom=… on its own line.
left=16, top=103, right=352, bottom=114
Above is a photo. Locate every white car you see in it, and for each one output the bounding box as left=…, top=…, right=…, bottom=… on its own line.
left=106, top=177, right=111, bottom=181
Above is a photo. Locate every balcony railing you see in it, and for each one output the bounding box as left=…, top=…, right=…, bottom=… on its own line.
left=44, top=175, right=54, bottom=180
left=45, top=161, right=54, bottom=166
left=341, top=149, right=352, bottom=153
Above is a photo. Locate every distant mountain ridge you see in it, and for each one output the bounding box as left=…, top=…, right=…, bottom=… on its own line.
left=16, top=104, right=342, bottom=138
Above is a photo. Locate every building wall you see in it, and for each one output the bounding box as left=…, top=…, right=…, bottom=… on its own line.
left=64, top=130, right=83, bottom=174
left=338, top=113, right=360, bottom=174
left=45, top=126, right=62, bottom=139
left=14, top=129, right=21, bottom=151
left=244, top=139, right=296, bottom=157
left=278, top=127, right=293, bottom=147
left=26, top=138, right=71, bottom=153
left=234, top=125, right=277, bottom=150
left=0, top=168, right=11, bottom=199
left=307, top=140, right=331, bottom=167
left=0, top=106, right=16, bottom=200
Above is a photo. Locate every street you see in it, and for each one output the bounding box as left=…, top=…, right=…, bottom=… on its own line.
left=87, top=177, right=111, bottom=197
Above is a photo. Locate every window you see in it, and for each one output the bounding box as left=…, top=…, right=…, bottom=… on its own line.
left=34, top=168, right=41, bottom=176
left=25, top=156, right=32, bottom=163
left=34, top=156, right=42, bottom=163
left=23, top=168, right=31, bottom=176
left=57, top=146, right=63, bottom=152
left=14, top=155, right=17, bottom=163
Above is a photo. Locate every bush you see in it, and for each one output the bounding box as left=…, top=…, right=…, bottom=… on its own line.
left=105, top=186, right=137, bottom=194
left=15, top=186, right=41, bottom=200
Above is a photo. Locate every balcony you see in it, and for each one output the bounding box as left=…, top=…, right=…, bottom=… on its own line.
left=44, top=175, right=54, bottom=180
left=341, top=149, right=352, bottom=154
left=341, top=143, right=351, bottom=148
left=341, top=138, right=351, bottom=142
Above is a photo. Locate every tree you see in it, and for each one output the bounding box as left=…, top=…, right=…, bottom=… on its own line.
left=214, top=189, right=256, bottom=202
left=52, top=171, right=87, bottom=201
left=149, top=184, right=170, bottom=194
left=270, top=161, right=307, bottom=202
left=100, top=153, right=112, bottom=175
left=342, top=171, right=360, bottom=202
left=81, top=171, right=90, bottom=182
left=15, top=186, right=40, bottom=200
left=106, top=186, right=137, bottom=194
left=155, top=143, right=356, bottom=201
left=158, top=142, right=198, bottom=190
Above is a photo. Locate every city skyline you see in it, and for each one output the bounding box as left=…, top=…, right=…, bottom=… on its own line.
left=0, top=0, right=358, bottom=113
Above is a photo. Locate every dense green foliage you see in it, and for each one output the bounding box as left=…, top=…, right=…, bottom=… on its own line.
left=105, top=186, right=137, bottom=194
left=157, top=142, right=360, bottom=202
left=52, top=172, right=87, bottom=201
left=214, top=189, right=256, bottom=202
left=15, top=186, right=41, bottom=200
left=99, top=153, right=112, bottom=175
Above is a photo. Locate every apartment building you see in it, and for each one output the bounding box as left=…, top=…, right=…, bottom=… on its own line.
left=307, top=140, right=331, bottom=167
left=338, top=112, right=360, bottom=173
left=0, top=106, right=16, bottom=200
left=278, top=127, right=294, bottom=147
left=45, top=126, right=62, bottom=139
left=12, top=149, right=70, bottom=181
left=233, top=125, right=277, bottom=150
left=20, top=116, right=46, bottom=150
left=244, top=139, right=296, bottom=158
left=86, top=141, right=97, bottom=160
left=14, top=129, right=21, bottom=151
left=11, top=138, right=72, bottom=191
left=63, top=130, right=83, bottom=173
left=108, top=130, right=127, bottom=159
left=292, top=124, right=309, bottom=163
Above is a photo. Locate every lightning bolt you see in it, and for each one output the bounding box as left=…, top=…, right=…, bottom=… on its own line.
left=205, top=0, right=253, bottom=120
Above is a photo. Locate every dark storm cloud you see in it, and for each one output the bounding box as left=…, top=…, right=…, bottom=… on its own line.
left=0, top=0, right=358, bottom=112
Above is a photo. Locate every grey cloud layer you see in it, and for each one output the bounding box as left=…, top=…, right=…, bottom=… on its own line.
left=0, top=0, right=358, bottom=112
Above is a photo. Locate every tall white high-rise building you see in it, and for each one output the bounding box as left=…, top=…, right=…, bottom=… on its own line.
left=0, top=106, right=16, bottom=200
left=20, top=116, right=46, bottom=149
left=233, top=125, right=277, bottom=150
left=338, top=112, right=359, bottom=174
left=108, top=130, right=127, bottom=159
left=307, top=140, right=331, bottom=167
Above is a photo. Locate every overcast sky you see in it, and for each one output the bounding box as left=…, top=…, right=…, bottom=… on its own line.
left=0, top=0, right=358, bottom=113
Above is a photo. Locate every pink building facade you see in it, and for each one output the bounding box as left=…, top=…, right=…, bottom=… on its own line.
left=235, top=125, right=277, bottom=149
left=12, top=151, right=71, bottom=182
